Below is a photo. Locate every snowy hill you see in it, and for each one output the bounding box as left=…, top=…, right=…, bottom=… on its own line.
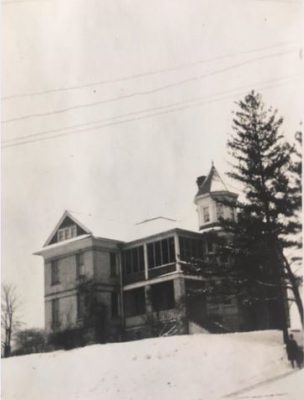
left=1, top=331, right=298, bottom=400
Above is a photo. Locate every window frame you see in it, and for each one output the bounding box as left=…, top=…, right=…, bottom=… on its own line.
left=51, top=260, right=60, bottom=286
left=110, top=253, right=117, bottom=277
left=216, top=202, right=224, bottom=220
left=203, top=206, right=210, bottom=223
left=57, top=225, right=77, bottom=242
left=76, top=253, right=85, bottom=279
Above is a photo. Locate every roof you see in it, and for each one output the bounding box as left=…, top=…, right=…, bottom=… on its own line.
left=195, top=164, right=236, bottom=197
left=42, top=210, right=199, bottom=248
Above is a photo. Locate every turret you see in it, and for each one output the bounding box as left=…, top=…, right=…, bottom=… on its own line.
left=194, top=163, right=238, bottom=231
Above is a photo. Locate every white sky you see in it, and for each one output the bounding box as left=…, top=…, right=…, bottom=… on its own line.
left=1, top=0, right=304, bottom=328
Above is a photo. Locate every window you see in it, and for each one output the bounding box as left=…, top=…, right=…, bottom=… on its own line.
left=203, top=206, right=210, bottom=223
left=76, top=253, right=85, bottom=279
left=110, top=253, right=117, bottom=277
left=77, top=293, right=85, bottom=319
left=206, top=239, right=214, bottom=254
left=111, top=292, right=119, bottom=318
left=147, top=237, right=175, bottom=268
left=216, top=203, right=224, bottom=220
left=179, top=236, right=204, bottom=261
left=151, top=281, right=175, bottom=311
left=124, top=288, right=145, bottom=317
left=51, top=260, right=60, bottom=285
left=51, top=298, right=60, bottom=328
left=57, top=225, right=77, bottom=242
left=122, top=246, right=144, bottom=275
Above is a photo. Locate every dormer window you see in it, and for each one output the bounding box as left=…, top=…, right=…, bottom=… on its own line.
left=57, top=225, right=77, bottom=242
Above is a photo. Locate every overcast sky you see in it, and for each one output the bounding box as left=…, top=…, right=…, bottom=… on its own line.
left=2, top=0, right=303, bottom=328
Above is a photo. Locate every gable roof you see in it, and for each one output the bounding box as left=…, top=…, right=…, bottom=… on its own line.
left=195, top=164, right=235, bottom=197
left=43, top=210, right=198, bottom=248
left=43, top=210, right=92, bottom=247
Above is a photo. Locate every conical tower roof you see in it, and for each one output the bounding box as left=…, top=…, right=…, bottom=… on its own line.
left=195, top=164, right=233, bottom=197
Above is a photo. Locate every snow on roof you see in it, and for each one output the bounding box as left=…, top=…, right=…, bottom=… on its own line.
left=63, top=210, right=196, bottom=243
left=35, top=234, right=91, bottom=254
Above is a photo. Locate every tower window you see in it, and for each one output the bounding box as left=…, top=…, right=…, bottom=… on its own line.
left=203, top=207, right=210, bottom=223
left=216, top=203, right=224, bottom=220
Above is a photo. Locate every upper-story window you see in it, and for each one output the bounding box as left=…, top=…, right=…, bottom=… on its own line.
left=110, top=253, right=117, bottom=277
left=76, top=253, right=85, bottom=279
left=216, top=203, right=224, bottom=220
left=203, top=206, right=210, bottom=223
left=123, top=246, right=144, bottom=275
left=147, top=237, right=175, bottom=268
left=57, top=225, right=77, bottom=242
left=179, top=236, right=204, bottom=261
left=51, top=260, right=60, bottom=285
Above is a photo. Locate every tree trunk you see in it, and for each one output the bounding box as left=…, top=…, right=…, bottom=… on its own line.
left=280, top=250, right=304, bottom=327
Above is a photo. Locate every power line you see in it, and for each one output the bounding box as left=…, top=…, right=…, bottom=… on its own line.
left=2, top=48, right=297, bottom=124
left=246, top=0, right=301, bottom=3
left=2, top=75, right=300, bottom=150
left=2, top=41, right=297, bottom=101
left=2, top=74, right=300, bottom=145
left=2, top=0, right=49, bottom=4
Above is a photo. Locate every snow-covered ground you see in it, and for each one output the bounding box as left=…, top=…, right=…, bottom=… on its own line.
left=1, top=330, right=300, bottom=400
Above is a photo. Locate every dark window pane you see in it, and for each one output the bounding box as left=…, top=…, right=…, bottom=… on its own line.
left=110, top=252, right=117, bottom=277
left=51, top=260, right=60, bottom=285
left=77, top=293, right=85, bottom=319
left=147, top=243, right=155, bottom=268
left=168, top=237, right=175, bottom=263
left=161, top=239, right=169, bottom=264
left=111, top=292, right=119, bottom=317
left=126, top=251, right=132, bottom=274
left=138, top=246, right=144, bottom=271
left=132, top=248, right=138, bottom=272
left=154, top=241, right=161, bottom=266
left=151, top=281, right=175, bottom=311
left=124, top=288, right=145, bottom=317
left=52, top=298, right=60, bottom=328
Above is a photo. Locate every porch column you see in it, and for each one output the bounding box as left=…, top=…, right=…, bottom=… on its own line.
left=173, top=277, right=187, bottom=334
left=143, top=243, right=149, bottom=280
left=144, top=285, right=153, bottom=313
left=174, top=233, right=181, bottom=272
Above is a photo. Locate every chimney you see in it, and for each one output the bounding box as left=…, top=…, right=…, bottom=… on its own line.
left=196, top=175, right=206, bottom=188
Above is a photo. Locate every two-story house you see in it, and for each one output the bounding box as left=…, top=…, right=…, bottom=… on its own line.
left=34, top=164, right=274, bottom=345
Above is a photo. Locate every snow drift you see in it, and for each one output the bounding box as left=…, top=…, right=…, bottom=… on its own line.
left=2, top=330, right=292, bottom=400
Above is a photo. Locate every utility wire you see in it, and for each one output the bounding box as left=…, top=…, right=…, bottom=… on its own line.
left=2, top=48, right=297, bottom=124
left=2, top=75, right=300, bottom=150
left=2, top=74, right=299, bottom=145
left=2, top=41, right=297, bottom=101
left=2, top=0, right=49, bottom=4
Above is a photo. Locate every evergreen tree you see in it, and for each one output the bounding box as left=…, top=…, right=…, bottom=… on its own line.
left=225, top=91, right=303, bottom=337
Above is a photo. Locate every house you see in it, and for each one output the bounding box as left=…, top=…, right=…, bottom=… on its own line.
left=34, top=164, right=280, bottom=345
